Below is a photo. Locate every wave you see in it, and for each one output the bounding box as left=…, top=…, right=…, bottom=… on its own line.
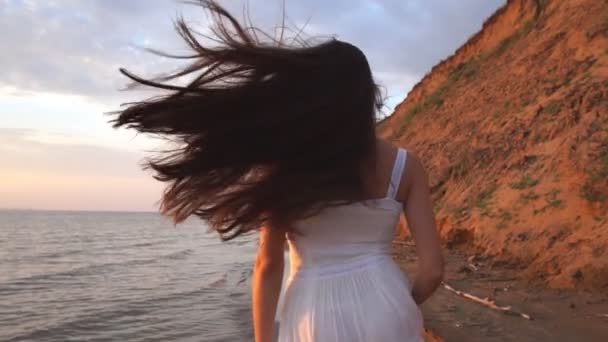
left=3, top=240, right=178, bottom=266
left=161, top=249, right=194, bottom=260
left=5, top=282, right=251, bottom=341
left=1, top=249, right=196, bottom=290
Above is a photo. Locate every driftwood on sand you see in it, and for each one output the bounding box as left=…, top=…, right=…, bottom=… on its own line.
left=441, top=282, right=533, bottom=320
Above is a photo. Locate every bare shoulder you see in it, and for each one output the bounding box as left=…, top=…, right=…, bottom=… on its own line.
left=371, top=139, right=429, bottom=202
left=396, top=149, right=428, bottom=203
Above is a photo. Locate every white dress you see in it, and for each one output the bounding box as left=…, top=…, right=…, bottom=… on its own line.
left=276, top=148, right=424, bottom=342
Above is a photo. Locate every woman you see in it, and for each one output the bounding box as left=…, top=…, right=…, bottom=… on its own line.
left=111, top=1, right=444, bottom=341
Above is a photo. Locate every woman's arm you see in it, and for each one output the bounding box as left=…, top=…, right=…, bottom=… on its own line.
left=252, top=224, right=285, bottom=342
left=401, top=152, right=444, bottom=305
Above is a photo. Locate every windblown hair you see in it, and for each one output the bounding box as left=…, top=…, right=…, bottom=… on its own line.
left=111, top=0, right=382, bottom=240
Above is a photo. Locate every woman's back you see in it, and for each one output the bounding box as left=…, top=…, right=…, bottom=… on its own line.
left=286, top=145, right=406, bottom=273
left=277, top=147, right=425, bottom=342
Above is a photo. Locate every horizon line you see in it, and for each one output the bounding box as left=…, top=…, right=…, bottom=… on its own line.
left=0, top=207, right=159, bottom=214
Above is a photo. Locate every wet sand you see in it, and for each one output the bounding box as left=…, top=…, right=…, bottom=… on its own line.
left=393, top=241, right=608, bottom=341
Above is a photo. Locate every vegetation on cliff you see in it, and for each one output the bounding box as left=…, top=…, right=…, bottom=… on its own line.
left=382, top=0, right=608, bottom=289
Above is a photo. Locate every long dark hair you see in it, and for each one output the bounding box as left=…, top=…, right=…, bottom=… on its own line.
left=111, top=0, right=382, bottom=240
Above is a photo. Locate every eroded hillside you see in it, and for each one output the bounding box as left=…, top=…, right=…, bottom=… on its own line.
left=382, top=0, right=608, bottom=289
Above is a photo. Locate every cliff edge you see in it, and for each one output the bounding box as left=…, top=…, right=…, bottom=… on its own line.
left=382, top=0, right=608, bottom=290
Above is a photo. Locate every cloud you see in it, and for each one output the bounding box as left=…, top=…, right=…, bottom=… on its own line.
left=0, top=128, right=141, bottom=177
left=0, top=0, right=505, bottom=106
left=0, top=128, right=163, bottom=211
left=0, top=0, right=506, bottom=210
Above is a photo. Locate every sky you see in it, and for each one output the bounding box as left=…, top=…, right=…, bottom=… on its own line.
left=0, top=0, right=504, bottom=212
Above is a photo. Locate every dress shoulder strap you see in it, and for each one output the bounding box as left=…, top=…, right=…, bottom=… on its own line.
left=386, top=148, right=407, bottom=200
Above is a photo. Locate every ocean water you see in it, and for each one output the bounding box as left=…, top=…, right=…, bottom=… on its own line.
left=0, top=210, right=257, bottom=341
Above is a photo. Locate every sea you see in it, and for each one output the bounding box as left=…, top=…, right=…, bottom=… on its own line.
left=0, top=210, right=257, bottom=341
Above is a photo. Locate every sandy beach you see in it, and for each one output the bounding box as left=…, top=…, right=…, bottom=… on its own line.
left=393, top=241, right=608, bottom=341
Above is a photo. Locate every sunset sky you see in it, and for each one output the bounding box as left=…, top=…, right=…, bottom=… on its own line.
left=0, top=0, right=504, bottom=212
